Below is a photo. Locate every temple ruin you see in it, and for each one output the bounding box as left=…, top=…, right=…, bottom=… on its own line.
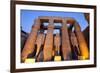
left=21, top=16, right=89, bottom=62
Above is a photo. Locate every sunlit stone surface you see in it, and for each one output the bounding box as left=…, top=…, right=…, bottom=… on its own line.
left=21, top=16, right=89, bottom=62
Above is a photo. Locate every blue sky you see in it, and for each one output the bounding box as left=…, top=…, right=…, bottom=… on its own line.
left=21, top=10, right=88, bottom=33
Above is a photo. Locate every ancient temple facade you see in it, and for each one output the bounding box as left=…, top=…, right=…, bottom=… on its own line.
left=21, top=16, right=89, bottom=62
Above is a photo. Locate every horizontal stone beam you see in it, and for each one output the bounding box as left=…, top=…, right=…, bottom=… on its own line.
left=38, top=16, right=75, bottom=24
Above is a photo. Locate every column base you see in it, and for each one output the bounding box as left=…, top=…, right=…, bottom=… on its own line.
left=78, top=56, right=88, bottom=60
left=25, top=58, right=36, bottom=63
left=54, top=56, right=61, bottom=61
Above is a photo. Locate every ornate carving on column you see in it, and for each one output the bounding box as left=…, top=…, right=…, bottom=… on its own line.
left=74, top=22, right=89, bottom=59
left=43, top=18, right=54, bottom=61
left=21, top=19, right=40, bottom=62
left=61, top=18, right=72, bottom=60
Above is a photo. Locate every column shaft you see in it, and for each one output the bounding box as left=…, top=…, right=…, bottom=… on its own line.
left=74, top=22, right=89, bottom=59
left=54, top=33, right=61, bottom=55
left=43, top=19, right=54, bottom=61
left=21, top=19, right=40, bottom=62
left=35, top=33, right=45, bottom=56
left=61, top=19, right=71, bottom=60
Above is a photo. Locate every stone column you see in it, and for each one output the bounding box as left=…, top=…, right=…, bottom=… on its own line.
left=21, top=19, right=40, bottom=62
left=35, top=33, right=45, bottom=57
left=43, top=19, right=54, bottom=61
left=70, top=32, right=81, bottom=59
left=54, top=33, right=61, bottom=55
left=61, top=19, right=71, bottom=60
left=74, top=22, right=89, bottom=59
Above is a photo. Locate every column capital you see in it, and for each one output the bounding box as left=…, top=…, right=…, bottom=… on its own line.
left=62, top=19, right=67, bottom=30
left=32, top=19, right=40, bottom=30
left=49, top=18, right=54, bottom=25
left=32, top=24, right=40, bottom=30
left=66, top=18, right=75, bottom=25
left=74, top=22, right=81, bottom=31
left=34, top=19, right=40, bottom=24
